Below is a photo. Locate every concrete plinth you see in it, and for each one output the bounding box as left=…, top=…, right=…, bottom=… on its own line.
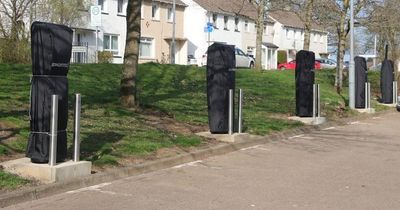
left=380, top=103, right=396, bottom=107
left=196, top=132, right=249, bottom=143
left=356, top=108, right=376, bottom=114
left=0, top=158, right=92, bottom=183
left=288, top=116, right=326, bottom=125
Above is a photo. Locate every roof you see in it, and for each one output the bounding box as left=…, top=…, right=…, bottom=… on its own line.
left=263, top=42, right=279, bottom=49
left=269, top=10, right=325, bottom=32
left=193, top=0, right=257, bottom=20
left=153, top=0, right=186, bottom=7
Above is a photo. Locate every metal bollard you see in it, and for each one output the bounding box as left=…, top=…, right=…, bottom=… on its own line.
left=49, top=95, right=58, bottom=166
left=73, top=94, right=81, bottom=162
left=317, top=84, right=321, bottom=118
left=313, top=84, right=316, bottom=119
left=365, top=82, right=369, bottom=109
left=229, top=89, right=233, bottom=135
left=238, top=89, right=243, bottom=134
left=393, top=81, right=398, bottom=104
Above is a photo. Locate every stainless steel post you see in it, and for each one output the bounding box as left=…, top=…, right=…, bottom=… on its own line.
left=73, top=94, right=81, bottom=162
left=49, top=95, right=58, bottom=166
left=238, top=89, right=243, bottom=134
left=229, top=89, right=233, bottom=135
left=393, top=81, right=396, bottom=105
left=365, top=82, right=368, bottom=109
left=368, top=82, right=371, bottom=109
left=317, top=84, right=321, bottom=117
left=313, top=84, right=316, bottom=119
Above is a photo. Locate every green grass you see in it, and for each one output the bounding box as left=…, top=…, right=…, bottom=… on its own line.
left=0, top=63, right=380, bottom=168
left=0, top=170, right=29, bottom=190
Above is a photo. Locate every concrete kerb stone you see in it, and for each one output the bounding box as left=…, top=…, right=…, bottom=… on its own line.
left=0, top=109, right=396, bottom=208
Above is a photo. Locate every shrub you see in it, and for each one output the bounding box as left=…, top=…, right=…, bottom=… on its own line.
left=278, top=50, right=287, bottom=64
left=98, top=51, right=113, bottom=64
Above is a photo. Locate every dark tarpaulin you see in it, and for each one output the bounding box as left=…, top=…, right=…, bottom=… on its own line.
left=206, top=43, right=235, bottom=134
left=295, top=50, right=315, bottom=117
left=26, top=22, right=73, bottom=163
left=380, top=60, right=394, bottom=104
left=355, top=56, right=368, bottom=108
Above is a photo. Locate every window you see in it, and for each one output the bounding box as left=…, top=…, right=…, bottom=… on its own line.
left=224, top=16, right=229, bottom=30
left=140, top=37, right=154, bottom=58
left=244, top=20, right=249, bottom=32
left=98, top=0, right=106, bottom=12
left=152, top=2, right=159, bottom=20
left=212, top=14, right=218, bottom=29
left=167, top=7, right=173, bottom=22
left=117, top=0, right=124, bottom=14
left=235, top=17, right=239, bottom=32
left=103, top=34, right=119, bottom=55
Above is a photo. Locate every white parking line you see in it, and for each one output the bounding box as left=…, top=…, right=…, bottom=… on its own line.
left=288, top=135, right=304, bottom=139
left=66, top=182, right=112, bottom=194
left=172, top=160, right=203, bottom=169
left=322, top=127, right=336, bottom=130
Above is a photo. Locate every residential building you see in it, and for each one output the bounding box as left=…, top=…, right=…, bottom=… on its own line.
left=71, top=0, right=187, bottom=65
left=268, top=10, right=328, bottom=62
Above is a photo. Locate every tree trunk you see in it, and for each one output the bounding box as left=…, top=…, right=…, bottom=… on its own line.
left=335, top=6, right=348, bottom=94
left=255, top=0, right=264, bottom=70
left=303, top=0, right=314, bottom=51
left=120, top=0, right=141, bottom=107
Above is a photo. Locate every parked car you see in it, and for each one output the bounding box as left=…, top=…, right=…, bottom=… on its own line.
left=187, top=55, right=197, bottom=65
left=316, top=58, right=336, bottom=69
left=200, top=47, right=255, bottom=68
left=278, top=60, right=321, bottom=70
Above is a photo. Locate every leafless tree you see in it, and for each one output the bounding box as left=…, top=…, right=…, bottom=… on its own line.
left=120, top=0, right=141, bottom=107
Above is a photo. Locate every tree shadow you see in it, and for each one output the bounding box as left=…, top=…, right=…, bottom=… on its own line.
left=78, top=131, right=124, bottom=161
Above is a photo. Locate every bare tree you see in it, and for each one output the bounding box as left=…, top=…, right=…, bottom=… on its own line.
left=247, top=0, right=266, bottom=70
left=120, top=0, right=141, bottom=107
left=33, top=0, right=88, bottom=26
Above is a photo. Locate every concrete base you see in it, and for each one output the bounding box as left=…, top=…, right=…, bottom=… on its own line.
left=288, top=116, right=326, bottom=125
left=380, top=103, right=396, bottom=108
left=0, top=158, right=92, bottom=183
left=196, top=131, right=249, bottom=143
left=356, top=108, right=376, bottom=114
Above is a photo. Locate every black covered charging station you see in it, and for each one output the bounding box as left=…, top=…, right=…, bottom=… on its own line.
left=295, top=50, right=315, bottom=117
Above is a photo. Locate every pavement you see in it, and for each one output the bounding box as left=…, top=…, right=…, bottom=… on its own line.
left=4, top=112, right=400, bottom=210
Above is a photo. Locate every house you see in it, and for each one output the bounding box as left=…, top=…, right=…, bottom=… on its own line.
left=268, top=10, right=328, bottom=62
left=181, top=0, right=259, bottom=66
left=71, top=0, right=187, bottom=65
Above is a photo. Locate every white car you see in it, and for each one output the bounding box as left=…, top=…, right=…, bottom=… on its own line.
left=316, top=58, right=337, bottom=69
left=200, top=47, right=255, bottom=68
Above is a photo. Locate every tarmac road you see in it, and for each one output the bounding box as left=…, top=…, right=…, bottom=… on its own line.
left=5, top=112, right=400, bottom=210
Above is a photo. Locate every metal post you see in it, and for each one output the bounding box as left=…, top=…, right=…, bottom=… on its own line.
left=313, top=84, right=316, bottom=119
left=171, top=0, right=176, bottom=64
left=238, top=89, right=243, bottom=134
left=393, top=81, right=398, bottom=104
left=349, top=0, right=355, bottom=109
left=368, top=82, right=371, bottom=109
left=95, top=26, right=99, bottom=64
left=317, top=84, right=321, bottom=118
left=73, top=94, right=81, bottom=162
left=229, top=89, right=233, bottom=135
left=365, top=82, right=368, bottom=109
left=49, top=95, right=58, bottom=166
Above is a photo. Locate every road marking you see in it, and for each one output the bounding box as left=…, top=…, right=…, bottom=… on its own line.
left=172, top=160, right=203, bottom=169
left=240, top=145, right=270, bottom=151
left=322, top=127, right=336, bottom=130
left=289, top=135, right=304, bottom=139
left=373, top=117, right=382, bottom=119
left=349, top=121, right=360, bottom=125
left=66, top=182, right=112, bottom=194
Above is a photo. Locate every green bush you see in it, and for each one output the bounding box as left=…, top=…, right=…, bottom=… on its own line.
left=278, top=50, right=287, bottom=64
left=98, top=51, right=113, bottom=64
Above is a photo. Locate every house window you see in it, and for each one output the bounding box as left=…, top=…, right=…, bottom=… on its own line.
left=167, top=7, right=173, bottom=22
left=117, top=0, right=124, bottom=14
left=152, top=2, right=159, bottom=20
left=224, top=16, right=229, bottom=30
left=103, top=34, right=119, bottom=55
left=212, top=14, right=218, bottom=29
left=140, top=37, right=154, bottom=58
left=98, top=0, right=106, bottom=11
left=235, top=17, right=239, bottom=32
left=244, top=20, right=249, bottom=32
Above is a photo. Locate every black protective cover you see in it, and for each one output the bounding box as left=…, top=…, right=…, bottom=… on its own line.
left=355, top=56, right=368, bottom=108
left=380, top=60, right=394, bottom=104
left=206, top=43, right=235, bottom=134
left=26, top=22, right=73, bottom=163
left=295, top=50, right=315, bottom=117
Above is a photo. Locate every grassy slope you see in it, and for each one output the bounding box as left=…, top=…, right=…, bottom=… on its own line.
left=0, top=63, right=385, bottom=189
